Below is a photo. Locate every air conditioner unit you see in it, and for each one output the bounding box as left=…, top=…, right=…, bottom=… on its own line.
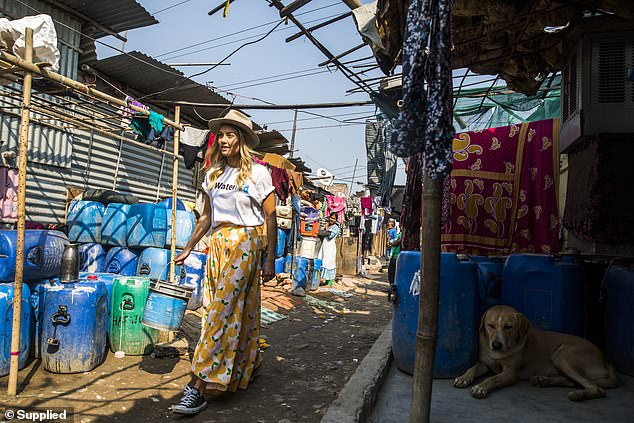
left=560, top=31, right=634, bottom=152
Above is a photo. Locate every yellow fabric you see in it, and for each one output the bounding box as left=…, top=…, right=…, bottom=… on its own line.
left=192, top=224, right=262, bottom=392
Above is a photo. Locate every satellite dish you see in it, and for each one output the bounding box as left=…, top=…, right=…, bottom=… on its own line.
left=314, top=168, right=334, bottom=187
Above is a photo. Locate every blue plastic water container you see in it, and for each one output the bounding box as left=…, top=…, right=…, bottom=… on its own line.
left=166, top=210, right=195, bottom=249
left=275, top=257, right=285, bottom=274
left=392, top=251, right=479, bottom=377
left=0, top=282, right=31, bottom=375
left=40, top=282, right=108, bottom=373
left=105, top=247, right=140, bottom=276
left=29, top=278, right=61, bottom=359
left=137, top=248, right=183, bottom=282
left=142, top=279, right=193, bottom=331
left=604, top=265, right=634, bottom=376
left=313, top=259, right=322, bottom=289
left=101, top=203, right=130, bottom=246
left=126, top=203, right=167, bottom=248
left=79, top=273, right=117, bottom=315
left=293, top=257, right=309, bottom=290
left=276, top=229, right=288, bottom=258
left=79, top=243, right=107, bottom=273
left=470, top=256, right=505, bottom=315
left=502, top=254, right=585, bottom=336
left=284, top=254, right=293, bottom=274
left=176, top=250, right=206, bottom=310
left=159, top=198, right=187, bottom=211
left=67, top=200, right=105, bottom=243
left=0, top=230, right=69, bottom=282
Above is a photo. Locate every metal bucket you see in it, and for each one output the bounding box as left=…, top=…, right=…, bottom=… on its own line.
left=141, top=278, right=193, bottom=331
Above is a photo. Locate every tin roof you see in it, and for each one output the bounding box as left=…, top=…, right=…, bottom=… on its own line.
left=55, top=0, right=158, bottom=37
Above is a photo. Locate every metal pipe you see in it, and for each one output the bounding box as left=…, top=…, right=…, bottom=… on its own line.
left=286, top=12, right=352, bottom=43
left=410, top=176, right=442, bottom=423
left=318, top=43, right=366, bottom=67
left=280, top=0, right=313, bottom=18
left=150, top=100, right=374, bottom=109
left=8, top=27, right=32, bottom=398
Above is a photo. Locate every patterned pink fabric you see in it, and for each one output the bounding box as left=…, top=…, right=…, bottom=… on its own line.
left=441, top=119, right=560, bottom=255
left=325, top=195, right=346, bottom=225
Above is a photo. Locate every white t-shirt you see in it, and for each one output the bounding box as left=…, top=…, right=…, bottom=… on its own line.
left=202, top=163, right=274, bottom=228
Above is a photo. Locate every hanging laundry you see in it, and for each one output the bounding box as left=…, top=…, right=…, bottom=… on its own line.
left=269, top=166, right=290, bottom=202
left=178, top=127, right=209, bottom=169
left=441, top=119, right=560, bottom=255
left=400, top=153, right=423, bottom=251
left=390, top=0, right=454, bottom=179
left=360, top=196, right=373, bottom=215
left=130, top=110, right=167, bottom=145
left=325, top=195, right=346, bottom=225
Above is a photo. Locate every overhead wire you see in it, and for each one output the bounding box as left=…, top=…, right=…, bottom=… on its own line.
left=150, top=0, right=195, bottom=15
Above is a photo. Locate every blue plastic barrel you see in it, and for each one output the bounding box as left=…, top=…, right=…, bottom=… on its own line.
left=176, top=250, right=207, bottom=310
left=276, top=229, right=288, bottom=258
left=275, top=257, right=285, bottom=274
left=284, top=254, right=293, bottom=274
left=29, top=279, right=61, bottom=358
left=0, top=230, right=69, bottom=282
left=40, top=282, right=108, bottom=373
left=293, top=257, right=309, bottom=290
left=166, top=210, right=195, bottom=249
left=313, top=259, right=322, bottom=289
left=0, top=282, right=31, bottom=375
left=101, top=203, right=130, bottom=246
left=104, top=247, right=140, bottom=276
left=158, top=198, right=187, bottom=211
left=67, top=200, right=105, bottom=243
left=604, top=265, right=634, bottom=376
left=502, top=254, right=585, bottom=336
left=392, top=252, right=479, bottom=377
left=470, top=256, right=505, bottom=315
left=79, top=243, right=107, bottom=273
left=137, top=248, right=183, bottom=282
left=79, top=273, right=117, bottom=316
left=126, top=203, right=167, bottom=248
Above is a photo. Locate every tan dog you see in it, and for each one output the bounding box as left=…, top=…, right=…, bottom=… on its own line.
left=453, top=305, right=618, bottom=401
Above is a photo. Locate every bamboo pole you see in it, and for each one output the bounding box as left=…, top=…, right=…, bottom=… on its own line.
left=169, top=106, right=181, bottom=284
left=0, top=49, right=182, bottom=129
left=8, top=27, right=33, bottom=398
left=410, top=176, right=442, bottom=423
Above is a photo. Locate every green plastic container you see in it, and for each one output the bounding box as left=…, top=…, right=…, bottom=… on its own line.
left=109, top=277, right=158, bottom=355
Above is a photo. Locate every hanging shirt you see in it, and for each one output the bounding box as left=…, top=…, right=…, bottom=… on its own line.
left=202, top=163, right=274, bottom=229
left=388, top=228, right=401, bottom=258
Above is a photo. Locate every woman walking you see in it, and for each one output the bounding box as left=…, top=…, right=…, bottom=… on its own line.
left=171, top=110, right=277, bottom=415
left=318, top=212, right=341, bottom=286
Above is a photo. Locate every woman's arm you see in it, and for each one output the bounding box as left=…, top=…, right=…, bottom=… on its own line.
left=262, top=192, right=277, bottom=281
left=174, top=194, right=211, bottom=265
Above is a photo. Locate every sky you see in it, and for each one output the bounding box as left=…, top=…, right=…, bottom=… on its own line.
left=95, top=0, right=408, bottom=190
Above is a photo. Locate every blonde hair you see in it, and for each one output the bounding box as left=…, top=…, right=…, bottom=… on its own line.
left=203, top=125, right=255, bottom=189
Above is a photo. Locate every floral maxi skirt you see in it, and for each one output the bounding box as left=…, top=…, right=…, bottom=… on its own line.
left=191, top=224, right=262, bottom=392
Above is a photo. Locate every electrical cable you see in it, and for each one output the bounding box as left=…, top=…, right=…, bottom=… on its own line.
left=151, top=0, right=195, bottom=15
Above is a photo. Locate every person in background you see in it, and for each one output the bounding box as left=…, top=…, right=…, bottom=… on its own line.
left=172, top=110, right=276, bottom=415
left=387, top=218, right=401, bottom=292
left=318, top=212, right=341, bottom=287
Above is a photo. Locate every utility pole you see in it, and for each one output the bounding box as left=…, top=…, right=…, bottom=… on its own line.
left=349, top=158, right=358, bottom=196
left=289, top=109, right=298, bottom=158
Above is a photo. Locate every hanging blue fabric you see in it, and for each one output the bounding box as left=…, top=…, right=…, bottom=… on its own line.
left=390, top=0, right=454, bottom=179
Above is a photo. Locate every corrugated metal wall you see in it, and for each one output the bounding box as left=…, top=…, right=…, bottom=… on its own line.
left=0, top=1, right=197, bottom=224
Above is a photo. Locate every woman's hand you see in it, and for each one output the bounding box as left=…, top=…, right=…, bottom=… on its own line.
left=174, top=248, right=192, bottom=265
left=262, top=258, right=275, bottom=282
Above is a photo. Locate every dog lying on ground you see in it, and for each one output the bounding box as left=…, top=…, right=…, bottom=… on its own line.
left=453, top=305, right=618, bottom=401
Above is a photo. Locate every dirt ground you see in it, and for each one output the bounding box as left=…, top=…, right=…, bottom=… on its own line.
left=1, top=273, right=391, bottom=423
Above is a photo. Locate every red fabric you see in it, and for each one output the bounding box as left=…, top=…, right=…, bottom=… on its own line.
left=441, top=119, right=560, bottom=255
left=360, top=196, right=373, bottom=215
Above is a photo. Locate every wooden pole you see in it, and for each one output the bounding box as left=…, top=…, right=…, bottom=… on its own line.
left=410, top=175, right=442, bottom=423
left=349, top=158, right=358, bottom=197
left=289, top=109, right=298, bottom=158
left=8, top=27, right=33, bottom=398
left=169, top=106, right=181, bottom=284
left=0, top=49, right=182, bottom=129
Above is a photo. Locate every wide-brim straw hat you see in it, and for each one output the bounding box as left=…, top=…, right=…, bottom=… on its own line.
left=207, top=109, right=259, bottom=148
